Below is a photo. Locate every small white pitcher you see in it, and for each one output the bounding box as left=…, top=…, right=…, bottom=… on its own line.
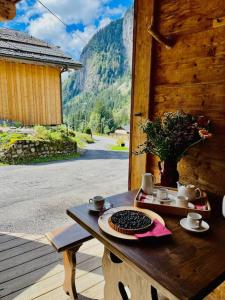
left=141, top=173, right=155, bottom=195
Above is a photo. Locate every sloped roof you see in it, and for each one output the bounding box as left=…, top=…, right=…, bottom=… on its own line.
left=0, top=28, right=82, bottom=70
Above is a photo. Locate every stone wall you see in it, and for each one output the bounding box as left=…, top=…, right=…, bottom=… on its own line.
left=0, top=139, right=77, bottom=162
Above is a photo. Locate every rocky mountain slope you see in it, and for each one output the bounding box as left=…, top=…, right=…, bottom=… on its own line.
left=63, top=6, right=133, bottom=132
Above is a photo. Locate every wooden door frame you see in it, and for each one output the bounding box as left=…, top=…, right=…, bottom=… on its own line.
left=129, top=0, right=155, bottom=190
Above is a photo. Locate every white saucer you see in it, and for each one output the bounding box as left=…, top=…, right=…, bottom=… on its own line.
left=180, top=218, right=209, bottom=233
left=152, top=189, right=176, bottom=203
left=88, top=201, right=112, bottom=212
left=157, top=198, right=173, bottom=203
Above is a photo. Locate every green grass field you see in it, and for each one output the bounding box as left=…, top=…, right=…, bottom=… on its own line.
left=108, top=145, right=129, bottom=151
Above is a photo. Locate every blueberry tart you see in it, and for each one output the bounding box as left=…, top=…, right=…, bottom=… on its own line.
left=109, top=210, right=152, bottom=235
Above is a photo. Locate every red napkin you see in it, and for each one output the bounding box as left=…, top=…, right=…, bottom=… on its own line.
left=139, top=195, right=146, bottom=202
left=195, top=204, right=206, bottom=210
left=194, top=200, right=207, bottom=210
left=135, top=219, right=172, bottom=239
left=139, top=193, right=153, bottom=203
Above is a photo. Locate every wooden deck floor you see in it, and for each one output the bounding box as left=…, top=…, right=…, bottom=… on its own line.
left=0, top=232, right=104, bottom=300
left=0, top=231, right=224, bottom=300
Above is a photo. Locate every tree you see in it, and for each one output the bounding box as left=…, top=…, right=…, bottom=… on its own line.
left=89, top=112, right=101, bottom=133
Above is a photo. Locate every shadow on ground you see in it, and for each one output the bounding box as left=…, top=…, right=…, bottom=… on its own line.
left=24, top=149, right=128, bottom=167
left=79, top=149, right=129, bottom=160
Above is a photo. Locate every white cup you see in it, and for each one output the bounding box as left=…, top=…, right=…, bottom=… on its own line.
left=157, top=188, right=168, bottom=200
left=89, top=196, right=105, bottom=210
left=176, top=195, right=189, bottom=208
left=187, top=212, right=203, bottom=229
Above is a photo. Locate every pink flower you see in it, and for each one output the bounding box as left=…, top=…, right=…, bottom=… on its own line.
left=199, top=129, right=212, bottom=139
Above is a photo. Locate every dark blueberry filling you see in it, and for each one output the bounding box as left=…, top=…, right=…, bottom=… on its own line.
left=111, top=210, right=152, bottom=229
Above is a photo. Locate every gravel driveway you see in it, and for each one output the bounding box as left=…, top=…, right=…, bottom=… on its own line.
left=0, top=136, right=129, bottom=233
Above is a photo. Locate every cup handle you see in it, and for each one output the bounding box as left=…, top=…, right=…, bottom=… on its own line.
left=89, top=199, right=93, bottom=204
left=195, top=188, right=202, bottom=199
left=197, top=219, right=203, bottom=228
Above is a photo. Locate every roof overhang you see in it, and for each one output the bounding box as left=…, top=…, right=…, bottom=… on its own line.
left=0, top=54, right=83, bottom=71
left=0, top=0, right=22, bottom=21
left=0, top=28, right=82, bottom=70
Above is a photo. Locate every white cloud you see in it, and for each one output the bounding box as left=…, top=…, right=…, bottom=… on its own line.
left=27, top=12, right=112, bottom=60
left=14, top=0, right=126, bottom=60
left=104, top=5, right=126, bottom=17
left=99, top=17, right=111, bottom=29
left=70, top=25, right=98, bottom=56
left=28, top=13, right=63, bottom=42
left=28, top=12, right=78, bottom=58
left=34, top=0, right=110, bottom=25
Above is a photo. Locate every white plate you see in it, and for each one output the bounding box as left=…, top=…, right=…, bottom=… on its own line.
left=180, top=218, right=209, bottom=233
left=98, top=206, right=165, bottom=240
left=88, top=201, right=112, bottom=212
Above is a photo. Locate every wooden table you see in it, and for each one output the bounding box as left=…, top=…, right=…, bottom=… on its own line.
left=67, top=191, right=225, bottom=300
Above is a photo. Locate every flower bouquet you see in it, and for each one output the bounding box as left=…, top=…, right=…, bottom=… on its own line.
left=137, top=111, right=212, bottom=187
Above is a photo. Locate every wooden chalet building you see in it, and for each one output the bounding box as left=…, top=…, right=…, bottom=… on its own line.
left=0, top=28, right=81, bottom=125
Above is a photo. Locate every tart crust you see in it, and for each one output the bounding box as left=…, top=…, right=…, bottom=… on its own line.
left=108, top=210, right=152, bottom=235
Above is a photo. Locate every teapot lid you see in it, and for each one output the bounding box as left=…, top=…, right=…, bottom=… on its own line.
left=143, top=173, right=153, bottom=177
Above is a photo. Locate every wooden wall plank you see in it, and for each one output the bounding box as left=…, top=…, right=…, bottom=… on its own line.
left=155, top=56, right=225, bottom=85
left=156, top=26, right=225, bottom=64
left=152, top=0, right=225, bottom=197
left=0, top=60, right=62, bottom=125
left=158, top=0, right=225, bottom=36
left=0, top=61, right=9, bottom=120
left=129, top=0, right=154, bottom=190
left=40, top=66, right=46, bottom=125
left=130, top=0, right=225, bottom=197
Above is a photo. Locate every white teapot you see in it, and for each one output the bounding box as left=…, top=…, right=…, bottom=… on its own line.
left=177, top=182, right=202, bottom=201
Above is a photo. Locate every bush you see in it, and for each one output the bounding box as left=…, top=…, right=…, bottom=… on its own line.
left=75, top=132, right=94, bottom=145
left=34, top=126, right=51, bottom=140
left=0, top=125, right=94, bottom=156
left=34, top=125, right=76, bottom=142
left=52, top=125, right=76, bottom=138
left=84, top=127, right=92, bottom=135
left=0, top=132, right=28, bottom=149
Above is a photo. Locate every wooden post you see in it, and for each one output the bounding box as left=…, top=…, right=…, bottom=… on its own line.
left=129, top=0, right=155, bottom=190
left=63, top=246, right=81, bottom=300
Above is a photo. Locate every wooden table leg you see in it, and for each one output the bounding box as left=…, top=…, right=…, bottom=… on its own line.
left=63, top=245, right=81, bottom=300
left=102, top=247, right=153, bottom=300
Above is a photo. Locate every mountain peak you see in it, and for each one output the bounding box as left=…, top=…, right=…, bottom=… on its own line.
left=63, top=6, right=133, bottom=132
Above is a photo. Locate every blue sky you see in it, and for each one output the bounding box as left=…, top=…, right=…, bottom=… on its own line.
left=1, top=0, right=133, bottom=60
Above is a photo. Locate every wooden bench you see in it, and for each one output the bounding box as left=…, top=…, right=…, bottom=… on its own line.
left=46, top=223, right=93, bottom=300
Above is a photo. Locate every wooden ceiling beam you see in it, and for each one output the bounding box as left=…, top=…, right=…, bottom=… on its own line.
left=0, top=0, right=21, bottom=21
